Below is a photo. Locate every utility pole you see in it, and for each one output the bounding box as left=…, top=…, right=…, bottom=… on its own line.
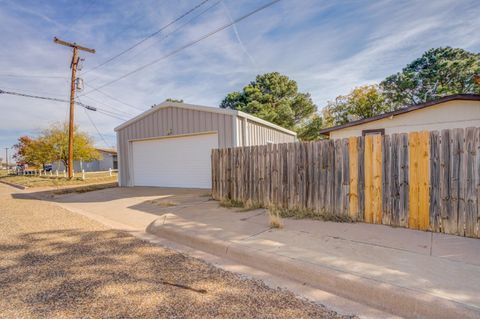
left=474, top=75, right=480, bottom=86
left=5, top=148, right=8, bottom=171
left=54, top=37, right=95, bottom=179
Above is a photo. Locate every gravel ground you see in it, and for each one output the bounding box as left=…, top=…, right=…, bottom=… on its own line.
left=0, top=184, right=355, bottom=319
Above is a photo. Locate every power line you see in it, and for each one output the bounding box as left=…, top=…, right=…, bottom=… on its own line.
left=96, top=109, right=128, bottom=121
left=84, top=108, right=113, bottom=148
left=81, top=0, right=211, bottom=75
left=87, top=0, right=222, bottom=79
left=0, top=88, right=96, bottom=110
left=81, top=94, right=137, bottom=117
left=0, top=73, right=67, bottom=79
left=0, top=88, right=128, bottom=121
left=79, top=96, right=114, bottom=148
left=77, top=0, right=95, bottom=20
left=80, top=0, right=280, bottom=95
left=83, top=82, right=144, bottom=111
left=0, top=85, right=69, bottom=98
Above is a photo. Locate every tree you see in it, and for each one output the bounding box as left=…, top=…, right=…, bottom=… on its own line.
left=322, top=85, right=388, bottom=127
left=380, top=47, right=480, bottom=108
left=297, top=115, right=324, bottom=141
left=220, top=72, right=317, bottom=130
left=42, top=123, right=100, bottom=171
left=13, top=136, right=35, bottom=164
left=13, top=123, right=100, bottom=171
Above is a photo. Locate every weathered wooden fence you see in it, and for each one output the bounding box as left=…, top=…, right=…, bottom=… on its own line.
left=211, top=127, right=480, bottom=238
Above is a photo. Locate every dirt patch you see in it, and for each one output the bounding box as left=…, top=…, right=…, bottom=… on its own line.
left=51, top=182, right=118, bottom=195
left=0, top=173, right=117, bottom=188
left=146, top=198, right=178, bottom=207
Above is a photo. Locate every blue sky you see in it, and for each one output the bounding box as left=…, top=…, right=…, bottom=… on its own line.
left=1, top=0, right=479, bottom=161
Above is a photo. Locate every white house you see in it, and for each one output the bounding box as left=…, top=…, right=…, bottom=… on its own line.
left=52, top=148, right=118, bottom=172
left=115, top=101, right=297, bottom=188
left=318, top=94, right=480, bottom=139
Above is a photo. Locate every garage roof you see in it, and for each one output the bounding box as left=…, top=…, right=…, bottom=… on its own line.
left=114, top=101, right=297, bottom=135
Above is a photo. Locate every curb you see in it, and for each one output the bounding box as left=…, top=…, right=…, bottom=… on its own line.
left=146, top=219, right=480, bottom=319
left=0, top=180, right=28, bottom=190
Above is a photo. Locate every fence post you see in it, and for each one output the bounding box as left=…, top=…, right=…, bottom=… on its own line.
left=56, top=170, right=59, bottom=177
left=109, top=168, right=112, bottom=176
left=82, top=169, right=85, bottom=180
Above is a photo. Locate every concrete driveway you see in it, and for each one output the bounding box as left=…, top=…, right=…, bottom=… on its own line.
left=38, top=186, right=213, bottom=231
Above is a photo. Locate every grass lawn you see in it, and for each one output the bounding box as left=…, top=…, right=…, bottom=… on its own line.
left=0, top=171, right=118, bottom=188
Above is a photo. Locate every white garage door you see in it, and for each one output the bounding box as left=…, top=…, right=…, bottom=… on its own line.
left=131, top=133, right=218, bottom=188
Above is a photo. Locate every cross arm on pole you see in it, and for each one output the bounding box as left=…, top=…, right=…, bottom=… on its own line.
left=53, top=37, right=96, bottom=54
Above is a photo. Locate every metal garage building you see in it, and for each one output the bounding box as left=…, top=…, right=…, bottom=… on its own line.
left=115, top=101, right=297, bottom=188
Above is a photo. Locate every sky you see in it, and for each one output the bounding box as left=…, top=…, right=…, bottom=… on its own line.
left=1, top=0, right=479, bottom=162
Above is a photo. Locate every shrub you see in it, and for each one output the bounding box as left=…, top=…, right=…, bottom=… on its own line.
left=275, top=207, right=353, bottom=223
left=267, top=206, right=283, bottom=229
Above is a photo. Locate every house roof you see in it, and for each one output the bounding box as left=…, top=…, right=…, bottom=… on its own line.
left=318, top=94, right=480, bottom=135
left=96, top=148, right=117, bottom=155
left=114, top=101, right=297, bottom=136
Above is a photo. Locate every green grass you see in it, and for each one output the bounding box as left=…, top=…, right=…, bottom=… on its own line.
left=218, top=197, right=354, bottom=223
left=273, top=206, right=353, bottom=223
left=0, top=172, right=118, bottom=188
left=219, top=198, right=264, bottom=212
left=146, top=199, right=178, bottom=207
left=51, top=182, right=118, bottom=195
left=219, top=198, right=245, bottom=209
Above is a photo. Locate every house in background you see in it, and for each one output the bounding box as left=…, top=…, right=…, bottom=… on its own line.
left=319, top=94, right=480, bottom=139
left=115, top=101, right=297, bottom=188
left=52, top=148, right=118, bottom=172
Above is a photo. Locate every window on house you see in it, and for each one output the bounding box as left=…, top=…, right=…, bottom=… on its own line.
left=362, top=129, right=385, bottom=136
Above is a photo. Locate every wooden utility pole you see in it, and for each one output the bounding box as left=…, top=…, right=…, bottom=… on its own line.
left=53, top=37, right=95, bottom=179
left=4, top=148, right=8, bottom=170
left=474, top=75, right=480, bottom=86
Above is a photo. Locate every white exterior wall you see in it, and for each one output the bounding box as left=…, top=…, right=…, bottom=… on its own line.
left=329, top=100, right=480, bottom=139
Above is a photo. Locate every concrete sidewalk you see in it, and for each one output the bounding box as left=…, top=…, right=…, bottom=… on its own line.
left=146, top=212, right=480, bottom=319
left=20, top=186, right=480, bottom=319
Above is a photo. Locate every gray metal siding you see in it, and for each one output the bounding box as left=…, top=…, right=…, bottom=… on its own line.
left=237, top=118, right=296, bottom=146
left=117, top=106, right=234, bottom=186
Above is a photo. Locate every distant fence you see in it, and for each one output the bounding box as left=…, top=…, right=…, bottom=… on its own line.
left=211, top=127, right=480, bottom=238
left=17, top=169, right=118, bottom=179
